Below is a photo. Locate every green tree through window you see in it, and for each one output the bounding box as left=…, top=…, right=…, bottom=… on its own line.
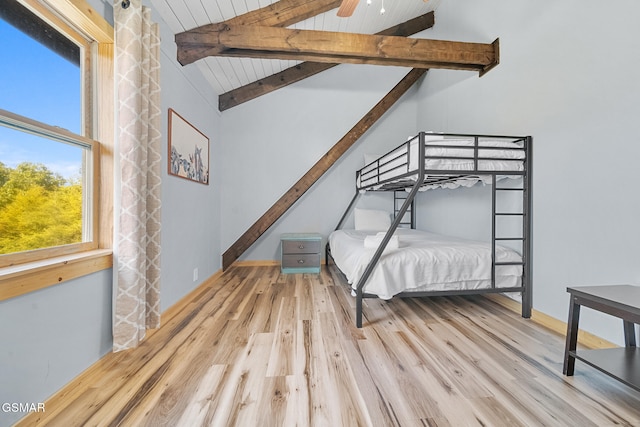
left=0, top=161, right=82, bottom=254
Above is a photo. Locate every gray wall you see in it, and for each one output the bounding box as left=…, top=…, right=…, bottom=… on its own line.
left=0, top=1, right=221, bottom=425
left=155, top=4, right=222, bottom=311
left=220, top=64, right=420, bottom=262
left=415, top=0, right=640, bottom=344
left=0, top=270, right=112, bottom=426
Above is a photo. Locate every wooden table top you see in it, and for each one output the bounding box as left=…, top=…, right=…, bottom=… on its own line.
left=567, top=284, right=640, bottom=313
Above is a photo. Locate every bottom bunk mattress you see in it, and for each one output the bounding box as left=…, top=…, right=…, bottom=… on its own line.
left=328, top=228, right=522, bottom=299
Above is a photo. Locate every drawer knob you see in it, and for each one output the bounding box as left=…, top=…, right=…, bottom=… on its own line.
left=298, top=244, right=305, bottom=249
left=298, top=259, right=305, bottom=264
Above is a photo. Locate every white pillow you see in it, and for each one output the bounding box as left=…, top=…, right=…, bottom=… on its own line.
left=354, top=208, right=391, bottom=231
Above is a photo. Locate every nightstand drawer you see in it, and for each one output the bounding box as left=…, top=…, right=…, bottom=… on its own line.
left=281, top=233, right=322, bottom=274
left=281, top=254, right=321, bottom=269
left=282, top=239, right=321, bottom=255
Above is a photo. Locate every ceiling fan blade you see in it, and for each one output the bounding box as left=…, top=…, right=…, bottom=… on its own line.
left=337, top=0, right=359, bottom=17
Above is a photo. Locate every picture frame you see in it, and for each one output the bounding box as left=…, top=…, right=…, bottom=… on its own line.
left=168, top=108, right=209, bottom=185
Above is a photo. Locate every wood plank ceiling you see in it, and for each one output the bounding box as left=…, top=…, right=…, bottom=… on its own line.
left=149, top=0, right=489, bottom=111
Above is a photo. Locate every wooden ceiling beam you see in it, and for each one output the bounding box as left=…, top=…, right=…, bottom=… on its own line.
left=223, top=0, right=342, bottom=27
left=219, top=62, right=335, bottom=111
left=218, top=12, right=435, bottom=111
left=176, top=24, right=498, bottom=73
left=221, top=68, right=427, bottom=270
left=216, top=49, right=491, bottom=71
left=178, top=0, right=342, bottom=63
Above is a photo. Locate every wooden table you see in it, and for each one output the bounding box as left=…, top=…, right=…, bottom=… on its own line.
left=563, top=285, right=640, bottom=392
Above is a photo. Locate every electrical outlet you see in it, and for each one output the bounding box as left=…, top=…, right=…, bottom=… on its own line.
left=193, top=268, right=198, bottom=282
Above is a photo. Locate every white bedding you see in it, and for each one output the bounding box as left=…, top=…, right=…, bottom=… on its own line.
left=328, top=228, right=522, bottom=299
left=358, top=135, right=525, bottom=191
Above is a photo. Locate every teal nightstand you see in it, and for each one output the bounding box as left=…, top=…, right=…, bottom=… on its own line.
left=280, top=233, right=322, bottom=274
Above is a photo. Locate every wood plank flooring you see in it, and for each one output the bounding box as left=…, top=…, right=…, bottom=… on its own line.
left=17, top=265, right=640, bottom=426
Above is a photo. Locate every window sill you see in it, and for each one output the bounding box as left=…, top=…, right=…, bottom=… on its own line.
left=0, top=249, right=113, bottom=301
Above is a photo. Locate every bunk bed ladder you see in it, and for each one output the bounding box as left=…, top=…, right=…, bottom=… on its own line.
left=394, top=190, right=415, bottom=229
left=491, top=169, right=530, bottom=318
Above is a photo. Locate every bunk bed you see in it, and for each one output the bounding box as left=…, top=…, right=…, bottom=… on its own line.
left=326, top=132, right=532, bottom=327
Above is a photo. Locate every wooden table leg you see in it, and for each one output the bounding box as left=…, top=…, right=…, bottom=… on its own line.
left=623, top=321, right=636, bottom=347
left=563, top=296, right=581, bottom=376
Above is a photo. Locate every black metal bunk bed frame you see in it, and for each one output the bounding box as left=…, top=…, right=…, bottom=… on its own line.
left=326, top=131, right=533, bottom=328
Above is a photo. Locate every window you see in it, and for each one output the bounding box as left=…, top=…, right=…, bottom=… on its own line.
left=0, top=0, right=113, bottom=299
left=0, top=116, right=96, bottom=257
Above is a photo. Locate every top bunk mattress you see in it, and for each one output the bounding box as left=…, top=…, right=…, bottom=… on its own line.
left=357, top=133, right=527, bottom=191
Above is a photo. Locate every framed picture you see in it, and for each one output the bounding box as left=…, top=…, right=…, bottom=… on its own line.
left=168, top=108, right=209, bottom=185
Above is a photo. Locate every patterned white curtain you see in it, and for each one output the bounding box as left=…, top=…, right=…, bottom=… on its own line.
left=113, top=0, right=162, bottom=352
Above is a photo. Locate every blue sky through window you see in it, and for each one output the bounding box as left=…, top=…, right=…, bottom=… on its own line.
left=0, top=18, right=83, bottom=180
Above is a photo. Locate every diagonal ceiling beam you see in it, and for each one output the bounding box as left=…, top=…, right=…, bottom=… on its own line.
left=218, top=12, right=435, bottom=111
left=222, top=68, right=427, bottom=270
left=176, top=24, right=499, bottom=74
left=223, top=0, right=342, bottom=27
left=219, top=62, right=337, bottom=111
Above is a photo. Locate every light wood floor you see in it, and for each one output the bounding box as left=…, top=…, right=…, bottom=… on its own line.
left=18, top=265, right=640, bottom=426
